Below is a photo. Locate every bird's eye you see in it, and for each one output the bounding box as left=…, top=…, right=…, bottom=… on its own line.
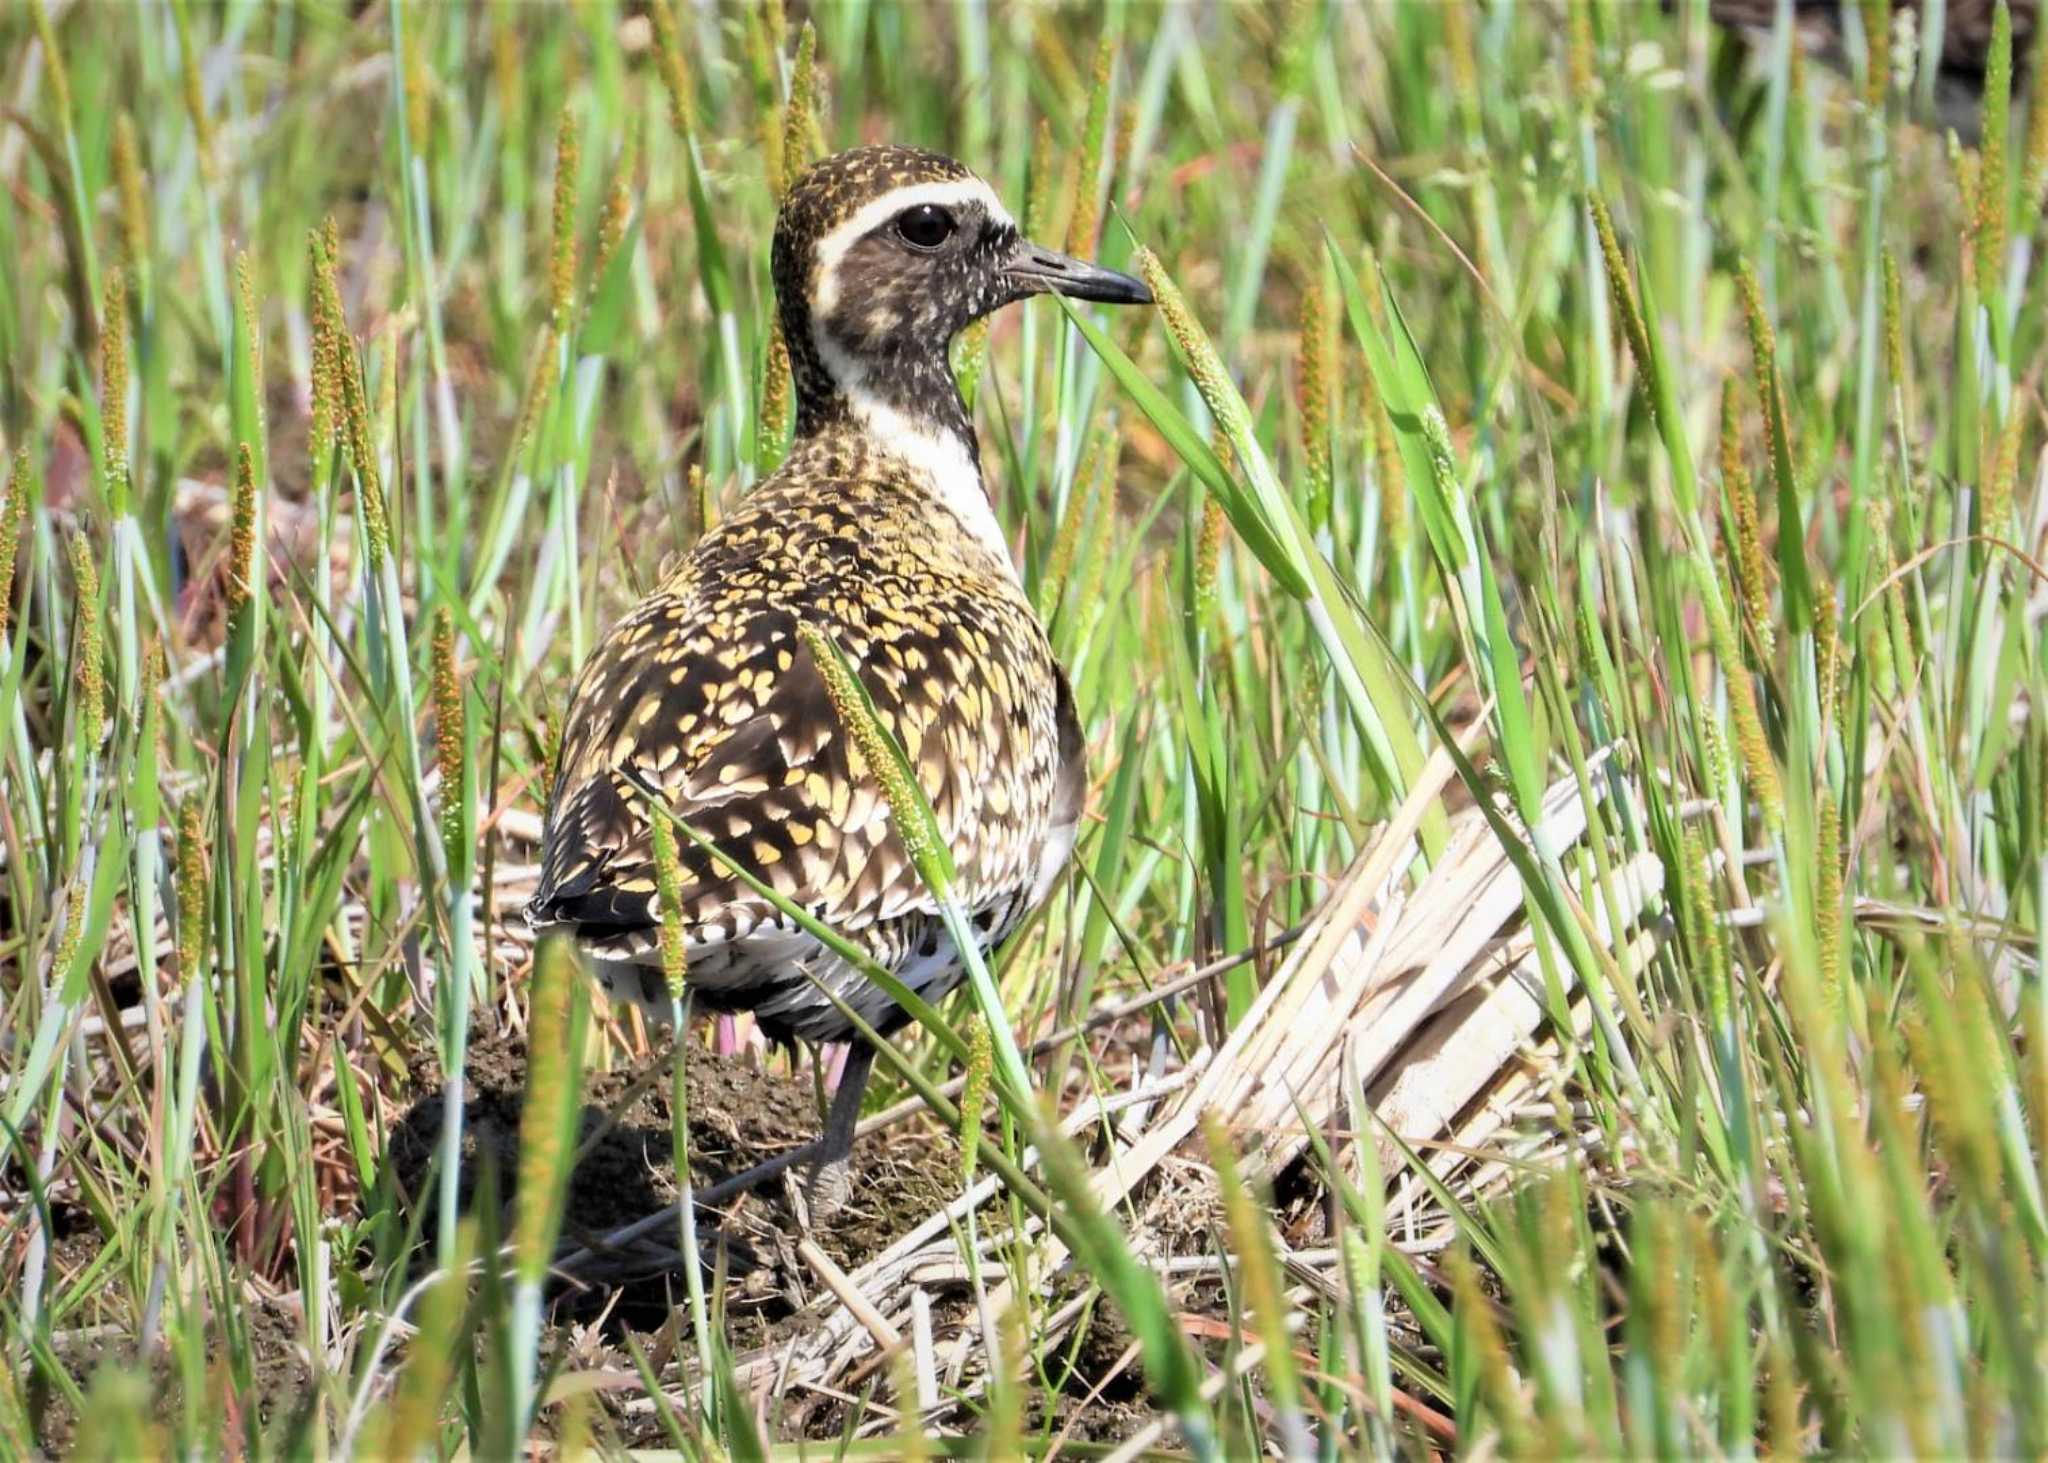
left=895, top=204, right=957, bottom=250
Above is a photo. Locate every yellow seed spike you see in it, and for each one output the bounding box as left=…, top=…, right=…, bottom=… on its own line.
left=70, top=532, right=105, bottom=753
left=550, top=108, right=581, bottom=328
left=592, top=171, right=633, bottom=290
left=647, top=0, right=698, bottom=138
left=1195, top=492, right=1226, bottom=615
left=1955, top=147, right=1981, bottom=287
left=1066, top=35, right=1114, bottom=257
left=234, top=249, right=262, bottom=428
left=781, top=22, right=819, bottom=194
left=1024, top=117, right=1056, bottom=244
left=1815, top=573, right=1841, bottom=719
left=1977, top=1, right=2012, bottom=291
left=799, top=622, right=932, bottom=865
left=177, top=799, right=207, bottom=976
left=0, top=450, right=27, bottom=643
left=1112, top=100, right=1137, bottom=197
left=27, top=0, right=73, bottom=123
left=307, top=230, right=341, bottom=461
left=648, top=809, right=690, bottom=1001
left=511, top=324, right=560, bottom=462
left=101, top=267, right=129, bottom=488
left=227, top=443, right=257, bottom=619
left=1297, top=266, right=1332, bottom=530
left=1137, top=249, right=1239, bottom=438
left=432, top=609, right=465, bottom=856
left=1042, top=435, right=1099, bottom=614
left=1566, top=0, right=1598, bottom=110
left=513, top=938, right=584, bottom=1285
left=952, top=314, right=990, bottom=410
left=336, top=321, right=389, bottom=568
left=1721, top=377, right=1773, bottom=662
left=758, top=316, right=793, bottom=469
left=113, top=114, right=149, bottom=268
left=404, top=17, right=431, bottom=151
left=1984, top=402, right=2024, bottom=532
left=177, top=7, right=216, bottom=186
left=689, top=461, right=714, bottom=540
left=1858, top=0, right=1891, bottom=110
left=1589, top=196, right=1655, bottom=415
left=2025, top=0, right=2048, bottom=210
left=959, top=1017, right=992, bottom=1184
left=1882, top=247, right=1905, bottom=387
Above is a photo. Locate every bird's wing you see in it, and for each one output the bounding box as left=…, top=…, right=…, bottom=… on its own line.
left=529, top=587, right=1012, bottom=955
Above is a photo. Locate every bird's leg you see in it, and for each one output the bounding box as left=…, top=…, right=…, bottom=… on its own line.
left=694, top=1041, right=877, bottom=1215
left=800, top=1040, right=875, bottom=1216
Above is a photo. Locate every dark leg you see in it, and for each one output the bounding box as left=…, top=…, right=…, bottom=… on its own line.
left=695, top=1040, right=877, bottom=1212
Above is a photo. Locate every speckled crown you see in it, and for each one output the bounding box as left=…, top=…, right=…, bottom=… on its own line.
left=775, top=145, right=975, bottom=259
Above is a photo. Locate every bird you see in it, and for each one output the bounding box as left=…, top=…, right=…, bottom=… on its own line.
left=526, top=144, right=1153, bottom=1212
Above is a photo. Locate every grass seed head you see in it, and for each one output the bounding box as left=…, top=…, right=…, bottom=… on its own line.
left=550, top=107, right=581, bottom=328
left=781, top=22, right=820, bottom=194
left=1566, top=0, right=1599, bottom=111
left=1721, top=377, right=1773, bottom=661
left=1139, top=248, right=1240, bottom=441
left=1984, top=402, right=2023, bottom=532
left=1024, top=117, right=1057, bottom=243
left=27, top=0, right=73, bottom=123
left=1955, top=146, right=1982, bottom=285
left=759, top=315, right=793, bottom=468
left=1297, top=267, right=1332, bottom=530
left=799, top=621, right=931, bottom=865
left=2025, top=0, right=2048, bottom=208
left=1817, top=786, right=1844, bottom=1011
left=1589, top=195, right=1656, bottom=413
left=113, top=113, right=149, bottom=267
left=1976, top=1, right=2012, bottom=290
left=1196, top=493, right=1226, bottom=616
left=648, top=0, right=698, bottom=138
left=647, top=805, right=690, bottom=1000
left=1067, top=35, right=1115, bottom=257
left=960, top=1017, right=992, bottom=1184
left=1858, top=0, right=1891, bottom=109
left=0, top=450, right=26, bottom=643
left=431, top=609, right=465, bottom=860
left=593, top=171, right=632, bottom=287
left=403, top=19, right=431, bottom=150
left=70, top=531, right=105, bottom=753
left=234, top=249, right=263, bottom=426
left=101, top=267, right=129, bottom=489
left=227, top=442, right=258, bottom=620
left=953, top=315, right=990, bottom=411
left=1882, top=246, right=1905, bottom=386
left=178, top=11, right=216, bottom=185
left=513, top=938, right=585, bottom=1285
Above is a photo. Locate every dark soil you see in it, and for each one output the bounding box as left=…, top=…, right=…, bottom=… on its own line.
left=383, top=1026, right=973, bottom=1440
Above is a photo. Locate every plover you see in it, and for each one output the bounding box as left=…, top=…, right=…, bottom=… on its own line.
left=528, top=145, right=1151, bottom=1207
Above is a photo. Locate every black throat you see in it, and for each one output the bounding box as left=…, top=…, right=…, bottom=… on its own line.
left=779, top=293, right=982, bottom=469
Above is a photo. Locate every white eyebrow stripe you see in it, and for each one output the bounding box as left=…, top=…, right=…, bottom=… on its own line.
left=811, top=177, right=1014, bottom=319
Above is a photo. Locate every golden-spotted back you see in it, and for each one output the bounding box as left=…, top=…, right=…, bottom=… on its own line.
left=528, top=145, right=1149, bottom=1045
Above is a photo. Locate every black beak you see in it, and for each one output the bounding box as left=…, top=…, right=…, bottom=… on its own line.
left=1004, top=240, right=1153, bottom=306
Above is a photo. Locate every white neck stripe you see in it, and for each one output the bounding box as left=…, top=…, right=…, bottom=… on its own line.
left=809, top=323, right=1010, bottom=569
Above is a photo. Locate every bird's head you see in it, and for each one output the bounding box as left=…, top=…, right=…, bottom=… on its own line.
left=772, top=145, right=1150, bottom=437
